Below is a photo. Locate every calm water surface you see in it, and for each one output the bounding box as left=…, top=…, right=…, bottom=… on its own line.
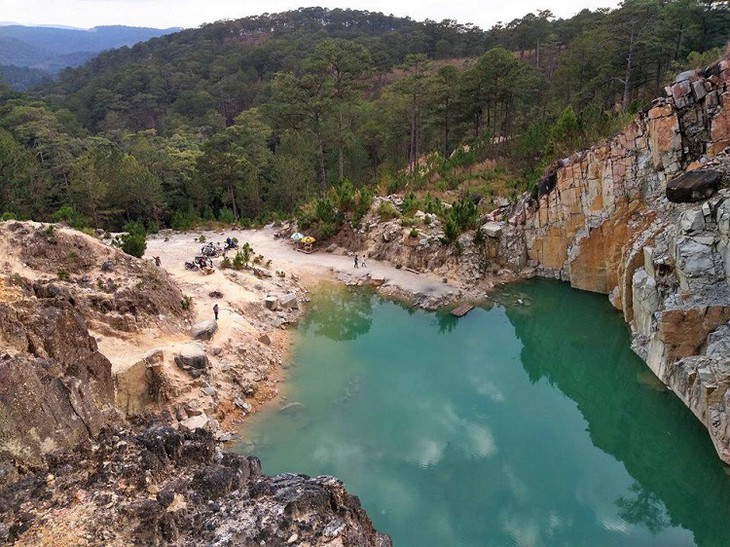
left=236, top=279, right=730, bottom=546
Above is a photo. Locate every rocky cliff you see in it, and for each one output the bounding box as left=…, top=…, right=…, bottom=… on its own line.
left=0, top=221, right=390, bottom=545
left=0, top=425, right=391, bottom=546
left=501, top=60, right=730, bottom=463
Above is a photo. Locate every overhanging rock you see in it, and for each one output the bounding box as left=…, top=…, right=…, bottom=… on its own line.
left=666, top=170, right=722, bottom=203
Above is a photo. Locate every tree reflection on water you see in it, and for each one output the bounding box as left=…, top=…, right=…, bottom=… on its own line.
left=301, top=286, right=374, bottom=341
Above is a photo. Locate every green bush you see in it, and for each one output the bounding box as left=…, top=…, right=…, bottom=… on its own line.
left=402, top=192, right=420, bottom=216
left=334, top=179, right=356, bottom=213
left=232, top=251, right=246, bottom=270
left=442, top=218, right=459, bottom=243
left=121, top=233, right=147, bottom=258
left=1, top=212, right=16, bottom=221
left=377, top=201, right=400, bottom=220
left=315, top=196, right=337, bottom=224
left=52, top=205, right=90, bottom=230
left=171, top=210, right=196, bottom=231
left=352, top=187, right=374, bottom=226
left=57, top=269, right=70, bottom=281
left=217, top=207, right=236, bottom=224
left=123, top=220, right=146, bottom=237
left=448, top=197, right=479, bottom=231
left=181, top=295, right=193, bottom=310
left=146, top=221, right=160, bottom=234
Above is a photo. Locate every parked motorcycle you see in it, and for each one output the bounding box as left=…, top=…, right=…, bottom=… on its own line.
left=194, top=255, right=213, bottom=269
left=201, top=242, right=222, bottom=257
left=184, top=260, right=199, bottom=271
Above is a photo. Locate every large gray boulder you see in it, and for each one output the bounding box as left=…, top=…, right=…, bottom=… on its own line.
left=175, top=344, right=209, bottom=376
left=191, top=319, right=218, bottom=341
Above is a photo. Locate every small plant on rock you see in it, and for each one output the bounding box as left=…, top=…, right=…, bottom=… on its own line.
left=57, top=269, right=70, bottom=281
left=181, top=295, right=193, bottom=310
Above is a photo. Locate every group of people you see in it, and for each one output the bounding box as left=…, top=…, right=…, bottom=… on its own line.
left=353, top=254, right=368, bottom=268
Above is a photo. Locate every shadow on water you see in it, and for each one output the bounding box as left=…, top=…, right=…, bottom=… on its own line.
left=504, top=279, right=730, bottom=545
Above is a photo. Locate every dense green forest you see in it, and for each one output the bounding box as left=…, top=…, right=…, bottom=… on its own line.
left=1, top=2, right=728, bottom=235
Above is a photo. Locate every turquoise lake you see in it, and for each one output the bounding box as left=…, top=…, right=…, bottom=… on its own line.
left=236, top=279, right=730, bottom=546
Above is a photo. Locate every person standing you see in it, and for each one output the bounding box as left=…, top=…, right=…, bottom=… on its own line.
left=354, top=255, right=359, bottom=268
left=361, top=255, right=367, bottom=268
left=213, top=303, right=219, bottom=321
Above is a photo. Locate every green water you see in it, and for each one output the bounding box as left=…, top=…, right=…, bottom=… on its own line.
left=236, top=279, right=730, bottom=546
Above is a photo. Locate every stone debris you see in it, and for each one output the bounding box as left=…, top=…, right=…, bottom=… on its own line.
left=263, top=295, right=279, bottom=310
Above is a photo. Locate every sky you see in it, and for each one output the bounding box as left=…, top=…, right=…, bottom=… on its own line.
left=2, top=0, right=620, bottom=30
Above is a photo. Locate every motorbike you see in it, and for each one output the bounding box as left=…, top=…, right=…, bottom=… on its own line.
left=224, top=238, right=238, bottom=251
left=201, top=242, right=221, bottom=257
left=184, top=260, right=199, bottom=271
left=194, top=255, right=213, bottom=269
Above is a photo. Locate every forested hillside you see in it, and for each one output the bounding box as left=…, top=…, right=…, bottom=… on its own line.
left=1, top=2, right=728, bottom=234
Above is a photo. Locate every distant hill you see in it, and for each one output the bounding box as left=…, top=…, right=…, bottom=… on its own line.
left=0, top=24, right=180, bottom=86
left=0, top=63, right=52, bottom=90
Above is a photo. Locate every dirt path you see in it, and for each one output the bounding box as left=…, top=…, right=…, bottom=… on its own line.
left=147, top=226, right=463, bottom=306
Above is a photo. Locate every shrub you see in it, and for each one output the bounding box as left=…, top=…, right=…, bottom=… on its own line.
left=181, top=295, right=193, bottom=310
left=1, top=212, right=16, bottom=221
left=409, top=228, right=419, bottom=238
left=442, top=218, right=459, bottom=243
left=315, top=196, right=337, bottom=224
left=52, top=205, right=90, bottom=230
left=334, top=179, right=356, bottom=213
left=352, top=187, right=374, bottom=227
left=423, top=193, right=443, bottom=215
left=220, top=256, right=232, bottom=269
left=146, top=221, right=160, bottom=234
left=232, top=251, right=246, bottom=270
left=171, top=210, right=196, bottom=231
left=449, top=197, right=479, bottom=231
left=197, top=234, right=206, bottom=243
left=317, top=221, right=339, bottom=240
left=402, top=192, right=420, bottom=216
left=57, top=269, right=70, bottom=281
left=217, top=207, right=236, bottom=224
left=121, top=232, right=147, bottom=258
left=123, top=220, right=146, bottom=237
left=377, top=201, right=400, bottom=220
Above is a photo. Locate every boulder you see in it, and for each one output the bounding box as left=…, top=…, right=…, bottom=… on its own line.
left=179, top=413, right=209, bottom=431
left=174, top=344, right=209, bottom=375
left=191, top=319, right=217, bottom=341
left=264, top=295, right=279, bottom=311
left=679, top=209, right=705, bottom=234
left=481, top=222, right=504, bottom=238
left=253, top=266, right=272, bottom=278
left=666, top=170, right=722, bottom=203
left=258, top=333, right=272, bottom=346
left=279, top=293, right=298, bottom=310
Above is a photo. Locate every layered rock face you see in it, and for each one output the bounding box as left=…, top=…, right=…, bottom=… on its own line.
left=504, top=60, right=730, bottom=463
left=0, top=284, right=118, bottom=474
